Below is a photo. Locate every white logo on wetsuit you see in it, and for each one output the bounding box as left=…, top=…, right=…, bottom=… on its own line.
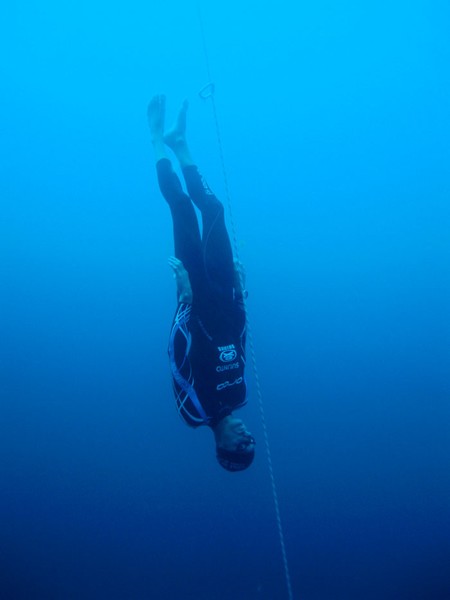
left=217, top=377, right=243, bottom=391
left=216, top=362, right=239, bottom=372
left=201, top=175, right=214, bottom=196
left=219, top=349, right=237, bottom=362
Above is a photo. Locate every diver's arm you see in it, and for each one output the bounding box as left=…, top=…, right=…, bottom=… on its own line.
left=168, top=256, right=193, bottom=304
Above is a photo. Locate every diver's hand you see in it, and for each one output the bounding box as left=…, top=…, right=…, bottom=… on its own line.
left=233, top=259, right=246, bottom=297
left=168, top=256, right=193, bottom=304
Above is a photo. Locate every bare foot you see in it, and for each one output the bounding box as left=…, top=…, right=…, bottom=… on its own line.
left=147, top=94, right=166, bottom=142
left=164, top=99, right=189, bottom=150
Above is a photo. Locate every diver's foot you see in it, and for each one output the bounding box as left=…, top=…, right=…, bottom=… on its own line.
left=164, top=99, right=189, bottom=150
left=147, top=94, right=166, bottom=142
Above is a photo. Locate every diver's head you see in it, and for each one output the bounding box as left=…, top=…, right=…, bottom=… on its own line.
left=213, top=416, right=255, bottom=472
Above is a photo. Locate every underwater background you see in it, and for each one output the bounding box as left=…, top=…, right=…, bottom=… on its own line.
left=1, top=1, right=449, bottom=598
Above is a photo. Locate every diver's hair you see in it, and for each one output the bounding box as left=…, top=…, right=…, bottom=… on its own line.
left=216, top=446, right=255, bottom=472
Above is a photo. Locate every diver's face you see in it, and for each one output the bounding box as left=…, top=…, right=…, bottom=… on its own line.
left=221, top=418, right=255, bottom=453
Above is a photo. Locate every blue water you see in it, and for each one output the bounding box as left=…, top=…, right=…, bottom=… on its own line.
left=1, top=1, right=449, bottom=598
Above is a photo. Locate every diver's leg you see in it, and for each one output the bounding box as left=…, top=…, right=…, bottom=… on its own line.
left=155, top=159, right=202, bottom=273
left=184, top=166, right=234, bottom=304
left=148, top=95, right=203, bottom=291
left=165, top=100, right=234, bottom=303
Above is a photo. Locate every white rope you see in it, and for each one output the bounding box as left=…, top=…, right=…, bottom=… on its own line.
left=196, top=5, right=295, bottom=599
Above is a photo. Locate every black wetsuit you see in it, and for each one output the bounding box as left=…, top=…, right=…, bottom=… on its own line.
left=157, top=158, right=247, bottom=428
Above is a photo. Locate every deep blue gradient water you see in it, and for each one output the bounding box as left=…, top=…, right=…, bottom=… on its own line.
left=1, top=1, right=449, bottom=598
